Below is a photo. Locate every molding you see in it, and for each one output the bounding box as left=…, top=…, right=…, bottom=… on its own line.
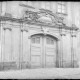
left=71, top=35, right=76, bottom=37
left=3, top=27, right=12, bottom=31
left=29, top=31, right=60, bottom=40
left=19, top=4, right=35, bottom=9
left=56, top=12, right=68, bottom=16
left=60, top=34, right=66, bottom=36
left=0, top=16, right=78, bottom=31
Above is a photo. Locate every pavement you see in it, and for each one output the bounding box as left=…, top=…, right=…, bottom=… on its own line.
left=0, top=68, right=80, bottom=79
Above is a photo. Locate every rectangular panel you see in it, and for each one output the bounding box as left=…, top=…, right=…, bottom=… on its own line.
left=31, top=50, right=41, bottom=55
left=46, top=47, right=55, bottom=52
left=12, top=27, right=20, bottom=62
left=31, top=46, right=41, bottom=51
left=31, top=56, right=41, bottom=63
left=23, top=31, right=28, bottom=62
left=46, top=56, right=55, bottom=63
left=46, top=63, right=56, bottom=67
left=3, top=62, right=17, bottom=70
left=4, top=30, right=11, bottom=62
left=46, top=51, right=55, bottom=55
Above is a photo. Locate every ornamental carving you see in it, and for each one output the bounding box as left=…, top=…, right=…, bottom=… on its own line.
left=23, top=8, right=65, bottom=26
left=3, top=23, right=12, bottom=31
left=21, top=27, right=29, bottom=32
left=41, top=27, right=50, bottom=35
left=25, top=10, right=40, bottom=21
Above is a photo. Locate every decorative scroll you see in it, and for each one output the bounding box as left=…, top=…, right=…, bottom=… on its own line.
left=41, top=27, right=50, bottom=35
left=39, top=9, right=64, bottom=23
left=3, top=24, right=12, bottom=31
left=21, top=27, right=29, bottom=32
left=3, top=27, right=12, bottom=31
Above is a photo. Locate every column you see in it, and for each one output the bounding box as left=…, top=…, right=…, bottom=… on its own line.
left=70, top=30, right=77, bottom=68
left=59, top=27, right=66, bottom=68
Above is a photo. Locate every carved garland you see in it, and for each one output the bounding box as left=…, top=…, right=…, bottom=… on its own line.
left=24, top=9, right=64, bottom=25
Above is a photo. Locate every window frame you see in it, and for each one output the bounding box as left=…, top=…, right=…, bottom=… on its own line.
left=57, top=2, right=67, bottom=15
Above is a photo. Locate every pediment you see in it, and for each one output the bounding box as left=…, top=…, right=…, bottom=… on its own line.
left=23, top=8, right=64, bottom=26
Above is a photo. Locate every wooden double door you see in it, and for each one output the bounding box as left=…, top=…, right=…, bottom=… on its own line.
left=30, top=34, right=57, bottom=68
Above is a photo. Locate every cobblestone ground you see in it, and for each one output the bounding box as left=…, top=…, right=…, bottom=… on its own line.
left=0, top=68, right=79, bottom=79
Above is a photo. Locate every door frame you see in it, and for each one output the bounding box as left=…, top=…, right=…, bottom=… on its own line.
left=29, top=32, right=60, bottom=68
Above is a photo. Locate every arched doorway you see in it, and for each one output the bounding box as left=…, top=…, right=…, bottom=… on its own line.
left=30, top=34, right=58, bottom=68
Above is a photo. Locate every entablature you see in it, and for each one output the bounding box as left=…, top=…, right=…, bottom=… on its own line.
left=0, top=14, right=78, bottom=32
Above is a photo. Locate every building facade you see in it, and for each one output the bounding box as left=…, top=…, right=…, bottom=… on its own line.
left=0, top=1, right=79, bottom=70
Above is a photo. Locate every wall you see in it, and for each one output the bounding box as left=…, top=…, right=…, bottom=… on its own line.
left=0, top=1, right=79, bottom=69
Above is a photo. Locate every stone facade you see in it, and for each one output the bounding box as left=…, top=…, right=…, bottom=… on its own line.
left=0, top=1, right=79, bottom=70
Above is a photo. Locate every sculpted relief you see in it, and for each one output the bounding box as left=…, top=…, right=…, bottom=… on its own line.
left=23, top=8, right=64, bottom=26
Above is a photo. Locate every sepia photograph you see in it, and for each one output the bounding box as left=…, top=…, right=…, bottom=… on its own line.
left=0, top=1, right=79, bottom=79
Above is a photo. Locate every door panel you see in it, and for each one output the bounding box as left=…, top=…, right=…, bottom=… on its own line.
left=31, top=56, right=41, bottom=62
left=45, top=36, right=56, bottom=67
left=31, top=35, right=42, bottom=68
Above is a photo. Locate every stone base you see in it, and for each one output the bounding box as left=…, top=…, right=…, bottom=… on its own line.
left=62, top=60, right=79, bottom=68
left=0, top=62, right=18, bottom=71
left=21, top=61, right=30, bottom=69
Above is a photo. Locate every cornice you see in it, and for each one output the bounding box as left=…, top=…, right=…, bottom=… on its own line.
left=0, top=16, right=79, bottom=31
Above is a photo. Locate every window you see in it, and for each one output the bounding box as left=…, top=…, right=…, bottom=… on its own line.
left=31, top=36, right=40, bottom=44
left=57, top=2, right=66, bottom=14
left=46, top=37, right=54, bottom=45
left=46, top=38, right=51, bottom=44
left=32, top=37, right=35, bottom=43
left=36, top=37, right=40, bottom=43
left=51, top=39, right=54, bottom=44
